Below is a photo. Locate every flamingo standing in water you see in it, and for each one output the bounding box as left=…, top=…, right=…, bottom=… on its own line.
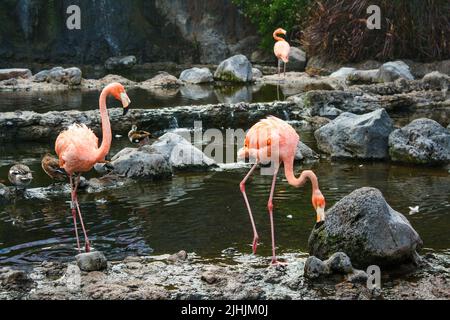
left=238, top=116, right=326, bottom=265
left=273, top=28, right=291, bottom=79
left=55, top=82, right=131, bottom=253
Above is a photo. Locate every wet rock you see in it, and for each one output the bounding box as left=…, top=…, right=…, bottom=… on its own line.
left=389, top=118, right=450, bottom=165
left=214, top=54, right=253, bottom=83
left=314, top=109, right=394, bottom=159
left=43, top=67, right=82, bottom=86
left=105, top=56, right=137, bottom=70
left=304, top=256, right=329, bottom=279
left=0, top=268, right=33, bottom=291
left=179, top=67, right=214, bottom=84
left=76, top=251, right=108, bottom=272
left=295, top=141, right=319, bottom=161
left=151, top=133, right=217, bottom=170
left=330, top=67, right=356, bottom=78
left=346, top=269, right=368, bottom=284
left=252, top=68, right=263, bottom=80
left=0, top=68, right=32, bottom=81
left=289, top=47, right=307, bottom=71
left=326, top=252, right=353, bottom=274
left=309, top=187, right=423, bottom=268
left=422, top=71, right=450, bottom=89
left=111, top=148, right=172, bottom=179
left=347, top=69, right=380, bottom=84
left=138, top=72, right=181, bottom=89
left=377, top=61, right=414, bottom=82
left=168, top=250, right=188, bottom=263
left=63, top=67, right=83, bottom=86
left=33, top=70, right=50, bottom=83
left=0, top=183, right=12, bottom=204
left=201, top=271, right=219, bottom=284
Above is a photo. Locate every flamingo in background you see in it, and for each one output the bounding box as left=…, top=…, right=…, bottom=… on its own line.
left=55, top=83, right=131, bottom=253
left=238, top=116, right=326, bottom=265
left=273, top=28, right=291, bottom=79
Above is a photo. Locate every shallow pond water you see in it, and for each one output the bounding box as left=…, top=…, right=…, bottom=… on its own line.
left=0, top=130, right=449, bottom=267
left=0, top=84, right=285, bottom=113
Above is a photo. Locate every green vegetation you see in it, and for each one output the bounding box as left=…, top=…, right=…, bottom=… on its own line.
left=232, top=0, right=312, bottom=50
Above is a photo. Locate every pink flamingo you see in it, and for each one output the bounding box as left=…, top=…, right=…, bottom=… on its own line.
left=273, top=28, right=291, bottom=78
left=55, top=83, right=131, bottom=253
left=238, top=116, right=326, bottom=265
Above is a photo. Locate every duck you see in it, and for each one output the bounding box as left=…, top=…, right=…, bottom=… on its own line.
left=41, top=153, right=67, bottom=182
left=128, top=125, right=152, bottom=146
left=8, top=164, right=33, bottom=189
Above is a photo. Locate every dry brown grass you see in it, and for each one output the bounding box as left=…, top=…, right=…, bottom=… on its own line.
left=301, top=0, right=450, bottom=62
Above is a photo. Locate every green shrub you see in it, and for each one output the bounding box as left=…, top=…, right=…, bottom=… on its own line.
left=233, top=0, right=312, bottom=50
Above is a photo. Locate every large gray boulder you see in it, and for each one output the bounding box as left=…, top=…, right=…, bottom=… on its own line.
left=288, top=47, right=307, bottom=71
left=151, top=133, right=217, bottom=170
left=111, top=148, right=172, bottom=179
left=377, top=61, right=414, bottom=82
left=309, top=187, right=423, bottom=268
left=179, top=67, right=214, bottom=84
left=314, top=109, right=394, bottom=159
left=214, top=55, right=253, bottom=83
left=0, top=68, right=32, bottom=81
left=105, top=56, right=137, bottom=70
left=389, top=118, right=450, bottom=165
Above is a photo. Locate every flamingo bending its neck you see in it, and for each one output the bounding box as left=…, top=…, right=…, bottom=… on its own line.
left=55, top=82, right=131, bottom=253
left=238, top=116, right=326, bottom=265
left=273, top=28, right=291, bottom=79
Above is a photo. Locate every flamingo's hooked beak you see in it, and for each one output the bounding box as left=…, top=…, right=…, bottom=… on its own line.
left=121, top=92, right=131, bottom=116
left=316, top=206, right=326, bottom=225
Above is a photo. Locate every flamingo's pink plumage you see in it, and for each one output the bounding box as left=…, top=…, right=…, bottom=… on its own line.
left=238, top=116, right=326, bottom=265
left=273, top=28, right=291, bottom=77
left=55, top=82, right=130, bottom=253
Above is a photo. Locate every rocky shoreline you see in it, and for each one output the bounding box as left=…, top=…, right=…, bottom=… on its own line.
left=1, top=250, right=448, bottom=300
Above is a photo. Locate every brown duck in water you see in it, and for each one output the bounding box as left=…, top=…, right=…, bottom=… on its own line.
left=8, top=164, right=33, bottom=189
left=128, top=125, right=152, bottom=146
left=41, top=153, right=67, bottom=182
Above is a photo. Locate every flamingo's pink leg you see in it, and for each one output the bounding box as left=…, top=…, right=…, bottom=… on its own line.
left=73, top=174, right=91, bottom=253
left=267, top=166, right=280, bottom=265
left=240, top=162, right=260, bottom=254
left=69, top=175, right=81, bottom=253
left=278, top=59, right=282, bottom=80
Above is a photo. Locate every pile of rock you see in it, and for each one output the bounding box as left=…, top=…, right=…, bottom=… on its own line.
left=33, top=67, right=82, bottom=86
left=109, top=132, right=217, bottom=179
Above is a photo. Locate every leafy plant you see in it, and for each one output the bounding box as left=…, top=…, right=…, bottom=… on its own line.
left=233, top=0, right=312, bottom=50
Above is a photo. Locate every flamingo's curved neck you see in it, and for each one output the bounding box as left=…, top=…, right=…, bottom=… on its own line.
left=273, top=31, right=286, bottom=42
left=96, top=88, right=112, bottom=162
left=283, top=155, right=319, bottom=191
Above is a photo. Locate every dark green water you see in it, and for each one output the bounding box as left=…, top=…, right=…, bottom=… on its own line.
left=0, top=84, right=284, bottom=113
left=1, top=131, right=449, bottom=267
